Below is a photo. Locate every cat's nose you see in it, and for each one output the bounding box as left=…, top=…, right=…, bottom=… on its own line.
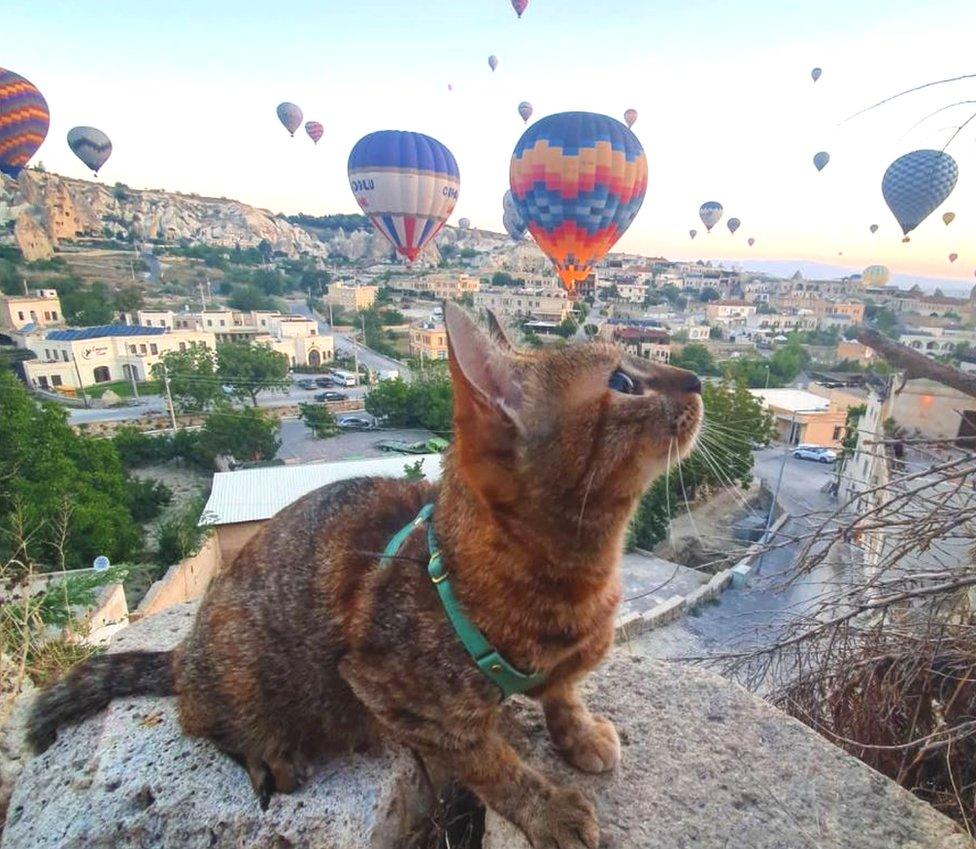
left=683, top=374, right=702, bottom=395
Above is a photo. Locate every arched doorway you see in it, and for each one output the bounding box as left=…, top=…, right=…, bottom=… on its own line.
left=93, top=366, right=111, bottom=383
left=308, top=349, right=321, bottom=368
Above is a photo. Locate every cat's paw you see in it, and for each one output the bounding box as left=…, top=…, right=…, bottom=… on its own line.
left=556, top=715, right=620, bottom=774
left=524, top=786, right=599, bottom=849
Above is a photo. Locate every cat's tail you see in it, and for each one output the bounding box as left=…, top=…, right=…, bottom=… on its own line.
left=27, top=651, right=176, bottom=753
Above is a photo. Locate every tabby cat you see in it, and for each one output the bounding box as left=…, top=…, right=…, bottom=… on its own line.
left=28, top=303, right=702, bottom=849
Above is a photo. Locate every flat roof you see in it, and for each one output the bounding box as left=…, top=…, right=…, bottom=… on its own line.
left=749, top=388, right=830, bottom=414
left=202, top=454, right=444, bottom=526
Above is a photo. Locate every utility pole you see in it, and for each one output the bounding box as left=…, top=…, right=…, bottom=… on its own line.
left=128, top=363, right=140, bottom=399
left=71, top=354, right=90, bottom=409
left=328, top=301, right=334, bottom=328
left=162, top=362, right=178, bottom=434
left=198, top=281, right=206, bottom=311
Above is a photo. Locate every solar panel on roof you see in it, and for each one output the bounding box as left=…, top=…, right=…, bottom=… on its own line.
left=46, top=325, right=167, bottom=341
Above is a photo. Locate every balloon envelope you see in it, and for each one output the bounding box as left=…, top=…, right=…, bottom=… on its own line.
left=943, top=212, right=955, bottom=226
left=811, top=67, right=822, bottom=82
left=276, top=102, right=303, bottom=136
left=518, top=101, right=533, bottom=123
left=510, top=111, right=647, bottom=293
left=305, top=121, right=324, bottom=144
left=862, top=265, right=890, bottom=287
left=882, top=149, right=958, bottom=235
left=727, top=217, right=741, bottom=234
left=67, top=126, right=112, bottom=175
left=0, top=68, right=50, bottom=178
left=624, top=109, right=637, bottom=128
left=699, top=202, right=723, bottom=232
left=458, top=217, right=471, bottom=230
left=689, top=229, right=697, bottom=239
left=511, top=0, right=529, bottom=17
left=949, top=253, right=958, bottom=263
left=813, top=151, right=830, bottom=172
left=747, top=237, right=755, bottom=247
left=503, top=208, right=526, bottom=241
left=488, top=55, right=498, bottom=72
left=348, top=130, right=459, bottom=262
left=869, top=224, right=879, bottom=234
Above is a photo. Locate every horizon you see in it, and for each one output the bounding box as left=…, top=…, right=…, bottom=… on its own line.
left=7, top=0, right=976, bottom=287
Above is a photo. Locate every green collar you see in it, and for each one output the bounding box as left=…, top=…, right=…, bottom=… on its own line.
left=380, top=503, right=546, bottom=699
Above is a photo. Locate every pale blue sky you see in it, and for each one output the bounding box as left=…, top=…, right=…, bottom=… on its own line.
left=8, top=0, right=976, bottom=284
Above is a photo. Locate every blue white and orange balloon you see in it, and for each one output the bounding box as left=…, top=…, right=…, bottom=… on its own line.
left=882, top=149, right=958, bottom=236
left=488, top=55, right=499, bottom=72
left=67, top=127, right=112, bottom=175
left=943, top=212, right=955, bottom=226
left=727, top=217, right=741, bottom=235
left=949, top=253, right=958, bottom=263
left=689, top=229, right=697, bottom=239
left=305, top=121, right=324, bottom=144
left=0, top=68, right=49, bottom=178
left=348, top=130, right=459, bottom=262
left=518, top=101, right=533, bottom=123
left=624, top=109, right=637, bottom=128
left=862, top=265, right=890, bottom=287
left=511, top=0, right=529, bottom=17
left=811, top=67, right=822, bottom=82
left=276, top=102, right=302, bottom=137
left=509, top=111, right=647, bottom=293
left=870, top=224, right=879, bottom=234
left=813, top=151, right=830, bottom=172
left=699, top=202, right=723, bottom=232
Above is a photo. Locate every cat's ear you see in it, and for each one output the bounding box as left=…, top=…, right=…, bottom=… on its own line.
left=444, top=303, right=523, bottom=434
left=485, top=309, right=516, bottom=352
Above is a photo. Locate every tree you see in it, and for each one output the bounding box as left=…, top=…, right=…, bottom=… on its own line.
left=709, top=325, right=724, bottom=340
left=670, top=343, right=717, bottom=375
left=227, top=284, right=278, bottom=312
left=864, top=304, right=899, bottom=335
left=0, top=372, right=142, bottom=570
left=217, top=343, right=290, bottom=407
left=403, top=459, right=426, bottom=482
left=299, top=403, right=339, bottom=438
left=365, top=374, right=453, bottom=433
left=114, top=284, right=145, bottom=312
left=553, top=316, right=578, bottom=338
left=57, top=280, right=116, bottom=325
left=756, top=302, right=776, bottom=315
left=151, top=345, right=220, bottom=412
left=491, top=271, right=515, bottom=287
left=155, top=494, right=211, bottom=566
left=197, top=404, right=281, bottom=465
left=699, top=287, right=721, bottom=302
left=583, top=324, right=599, bottom=338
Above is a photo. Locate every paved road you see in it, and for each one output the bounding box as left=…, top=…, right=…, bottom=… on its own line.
left=277, top=425, right=435, bottom=464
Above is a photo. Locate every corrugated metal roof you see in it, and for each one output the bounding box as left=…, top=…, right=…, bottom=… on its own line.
left=202, top=454, right=445, bottom=526
left=47, top=325, right=168, bottom=341
left=749, top=388, right=830, bottom=414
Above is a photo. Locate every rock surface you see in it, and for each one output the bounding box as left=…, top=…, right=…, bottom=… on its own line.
left=2, top=602, right=431, bottom=849
left=485, top=652, right=973, bottom=849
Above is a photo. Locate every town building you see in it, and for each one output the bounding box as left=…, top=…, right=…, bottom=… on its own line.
left=22, top=324, right=216, bottom=391
left=473, top=287, right=573, bottom=323
left=324, top=282, right=378, bottom=312
left=612, top=327, right=671, bottom=363
left=390, top=273, right=481, bottom=301
left=749, top=388, right=847, bottom=448
left=706, top=300, right=757, bottom=325
left=409, top=319, right=448, bottom=361
left=0, top=289, right=63, bottom=333
left=898, top=327, right=976, bottom=358
left=836, top=340, right=877, bottom=367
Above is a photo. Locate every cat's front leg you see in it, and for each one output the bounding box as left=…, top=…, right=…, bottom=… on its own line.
left=542, top=682, right=620, bottom=774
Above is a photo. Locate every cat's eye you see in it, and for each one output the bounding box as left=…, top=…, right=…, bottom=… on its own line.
left=608, top=370, right=636, bottom=394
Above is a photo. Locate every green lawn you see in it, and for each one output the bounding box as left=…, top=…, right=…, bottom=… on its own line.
left=86, top=379, right=162, bottom=399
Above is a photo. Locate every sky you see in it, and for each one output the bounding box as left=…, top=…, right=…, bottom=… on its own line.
left=7, top=0, right=976, bottom=291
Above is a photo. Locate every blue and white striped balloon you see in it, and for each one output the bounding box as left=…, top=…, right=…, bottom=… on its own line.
left=348, top=130, right=460, bottom=261
left=882, top=150, right=958, bottom=236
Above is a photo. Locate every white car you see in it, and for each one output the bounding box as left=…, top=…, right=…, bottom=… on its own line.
left=793, top=446, right=837, bottom=463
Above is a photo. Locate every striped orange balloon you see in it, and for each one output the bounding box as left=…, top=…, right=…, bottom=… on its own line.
left=0, top=68, right=50, bottom=178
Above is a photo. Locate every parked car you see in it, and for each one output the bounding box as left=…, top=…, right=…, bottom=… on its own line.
left=315, top=376, right=334, bottom=388
left=296, top=378, right=316, bottom=390
left=337, top=415, right=376, bottom=430
left=314, top=391, right=348, bottom=402
left=793, top=446, right=837, bottom=463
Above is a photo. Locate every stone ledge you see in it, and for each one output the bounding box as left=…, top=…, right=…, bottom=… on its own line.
left=485, top=651, right=972, bottom=849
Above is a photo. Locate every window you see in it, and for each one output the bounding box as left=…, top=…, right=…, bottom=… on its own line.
left=207, top=319, right=212, bottom=326
left=44, top=349, right=50, bottom=359
left=38, top=376, right=49, bottom=389
left=139, top=344, right=148, bottom=354
left=51, top=375, right=62, bottom=387
left=61, top=351, right=68, bottom=362
left=220, top=320, right=225, bottom=327
left=44, top=311, right=51, bottom=320
left=51, top=311, right=58, bottom=320
left=150, top=343, right=158, bottom=355
left=93, top=366, right=111, bottom=383
left=129, top=344, right=137, bottom=354
left=833, top=426, right=843, bottom=441
left=17, top=311, right=24, bottom=321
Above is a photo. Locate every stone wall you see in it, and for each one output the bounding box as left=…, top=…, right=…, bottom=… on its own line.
left=132, top=535, right=222, bottom=621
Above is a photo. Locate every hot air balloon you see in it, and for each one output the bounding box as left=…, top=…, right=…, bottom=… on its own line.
left=276, top=102, right=303, bottom=137
left=747, top=237, right=755, bottom=247
left=689, top=229, right=697, bottom=240
left=902, top=236, right=911, bottom=243
left=448, top=84, right=453, bottom=92
left=458, top=217, right=471, bottom=230
left=699, top=202, right=723, bottom=232
left=882, top=149, right=958, bottom=236
left=511, top=0, right=529, bottom=17
left=870, top=224, right=879, bottom=234
left=813, top=151, right=830, bottom=172
left=861, top=265, right=890, bottom=287
left=510, top=111, right=647, bottom=294
left=811, top=67, right=822, bottom=82
left=503, top=208, right=526, bottom=241
left=518, top=101, right=533, bottom=123
left=305, top=121, right=324, bottom=144
left=943, top=212, right=955, bottom=226
left=67, top=127, right=112, bottom=176
left=727, top=218, right=741, bottom=235
left=348, top=130, right=459, bottom=262
left=488, top=55, right=499, bottom=72
left=949, top=253, right=958, bottom=263
left=624, top=109, right=637, bottom=128
left=0, top=68, right=49, bottom=178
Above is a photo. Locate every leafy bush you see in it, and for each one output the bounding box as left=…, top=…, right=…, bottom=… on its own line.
left=112, top=426, right=175, bottom=466
left=299, top=403, right=339, bottom=438
left=365, top=373, right=452, bottom=433
left=127, top=477, right=173, bottom=522
left=155, top=495, right=211, bottom=566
